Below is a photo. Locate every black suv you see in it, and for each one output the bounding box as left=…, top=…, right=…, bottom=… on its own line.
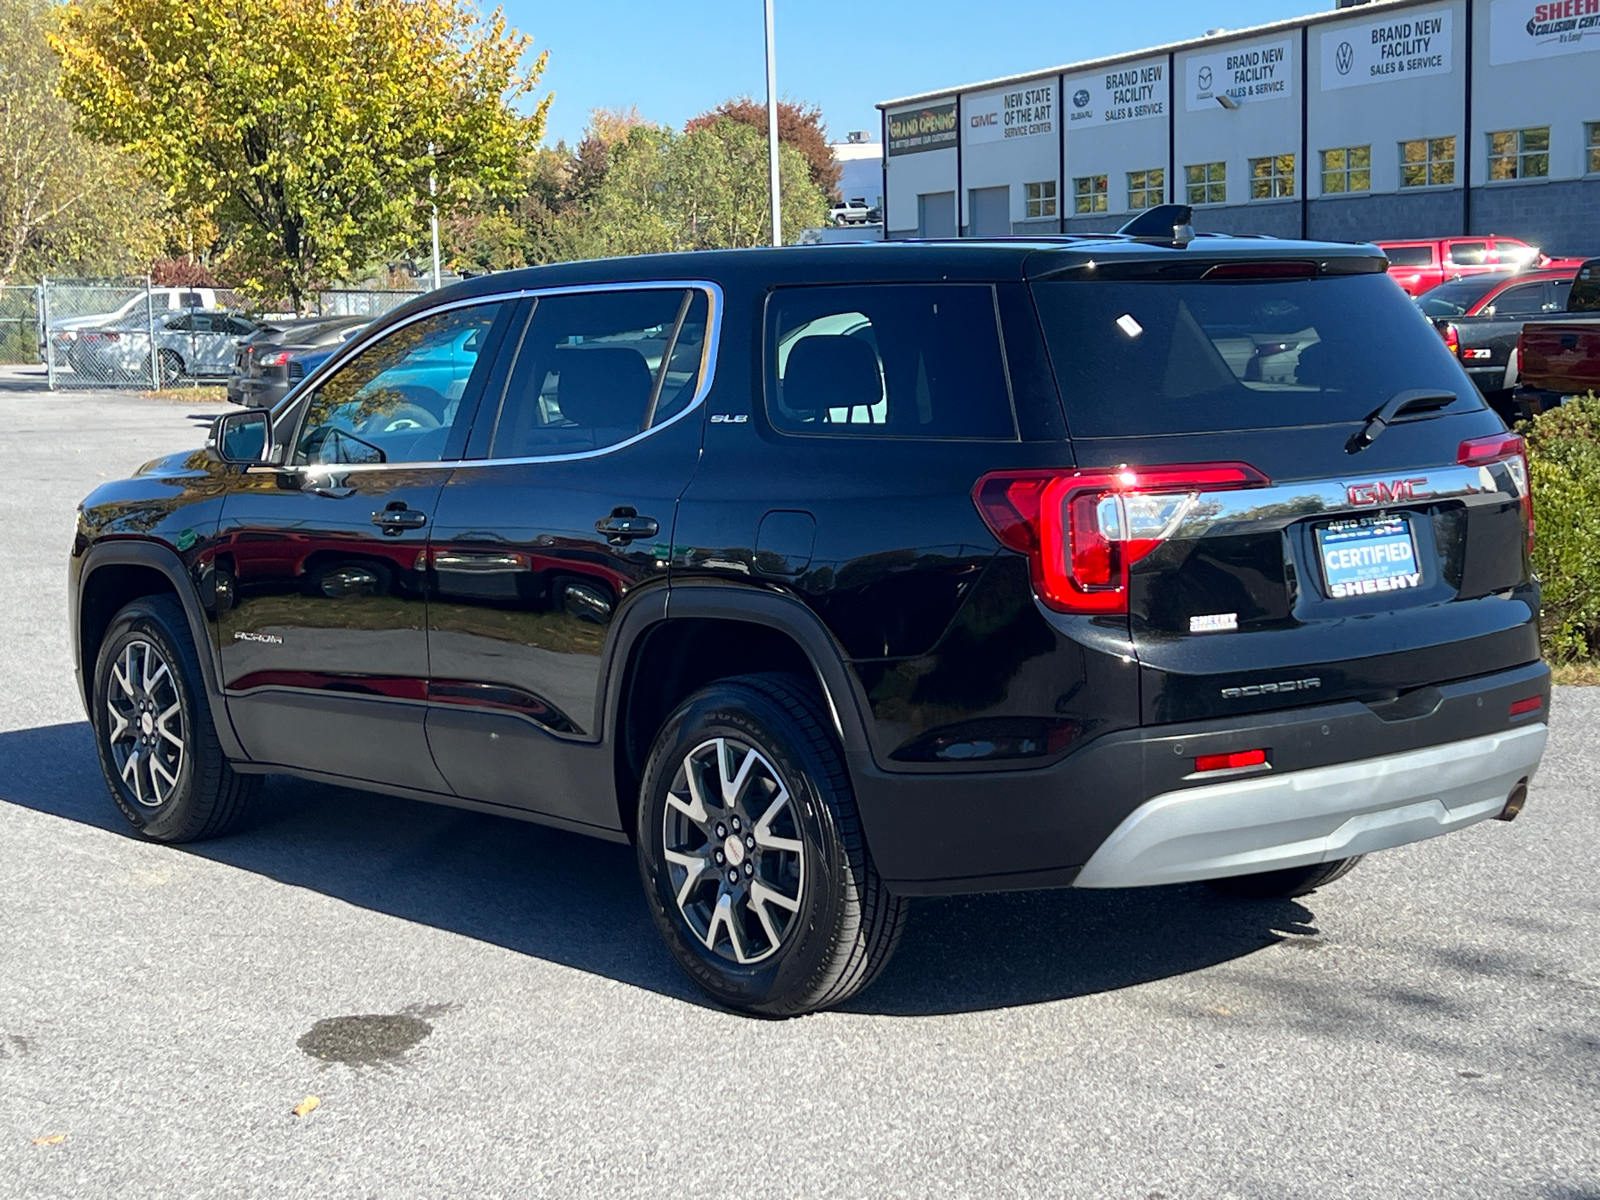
left=71, top=232, right=1549, bottom=1015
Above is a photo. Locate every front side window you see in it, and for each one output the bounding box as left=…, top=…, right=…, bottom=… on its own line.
left=294, top=302, right=503, bottom=465
left=1185, top=161, right=1226, bottom=205
left=1401, top=137, right=1456, bottom=187
left=1321, top=146, right=1371, bottom=194
left=1446, top=241, right=1489, bottom=267
left=1127, top=168, right=1165, bottom=210
left=1025, top=180, right=1057, bottom=218
left=1483, top=282, right=1548, bottom=316
left=1249, top=154, right=1296, bottom=200
left=487, top=288, right=709, bottom=459
left=1073, top=175, right=1107, bottom=214
left=1588, top=122, right=1600, bottom=173
left=1488, top=127, right=1550, bottom=180
left=765, top=284, right=1015, bottom=440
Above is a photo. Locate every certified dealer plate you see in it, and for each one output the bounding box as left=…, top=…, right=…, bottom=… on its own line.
left=1316, top=516, right=1421, bottom=599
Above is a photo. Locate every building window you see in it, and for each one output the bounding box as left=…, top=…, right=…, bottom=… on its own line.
left=1185, top=161, right=1226, bottom=206
left=1589, top=123, right=1600, bottom=174
left=1073, top=175, right=1108, bottom=214
left=1025, top=181, right=1057, bottom=218
left=1127, top=169, right=1165, bottom=210
left=1249, top=155, right=1296, bottom=200
left=1321, top=146, right=1371, bottom=195
left=1488, top=127, right=1550, bottom=180
left=1400, top=137, right=1456, bottom=187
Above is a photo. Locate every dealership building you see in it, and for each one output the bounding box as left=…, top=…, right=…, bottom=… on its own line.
left=877, top=0, right=1600, bottom=255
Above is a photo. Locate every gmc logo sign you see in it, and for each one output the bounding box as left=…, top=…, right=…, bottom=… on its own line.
left=1347, top=477, right=1429, bottom=506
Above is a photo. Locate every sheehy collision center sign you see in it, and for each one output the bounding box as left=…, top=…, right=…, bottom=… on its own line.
left=1062, top=59, right=1167, bottom=130
left=1321, top=8, right=1453, bottom=89
left=964, top=83, right=1055, bottom=146
left=1186, top=38, right=1295, bottom=110
left=1490, top=0, right=1600, bottom=63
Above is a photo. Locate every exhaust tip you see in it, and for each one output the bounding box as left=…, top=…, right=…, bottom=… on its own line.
left=1496, top=779, right=1530, bottom=822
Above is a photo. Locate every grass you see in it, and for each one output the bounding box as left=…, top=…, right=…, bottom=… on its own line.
left=141, top=384, right=228, bottom=403
left=1551, top=661, right=1600, bottom=686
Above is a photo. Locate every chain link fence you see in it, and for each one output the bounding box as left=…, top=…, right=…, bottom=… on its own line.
left=35, top=278, right=428, bottom=390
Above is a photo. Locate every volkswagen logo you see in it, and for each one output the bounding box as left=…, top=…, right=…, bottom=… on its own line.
left=1198, top=66, right=1213, bottom=91
left=1335, top=40, right=1355, bottom=75
left=1073, top=88, right=1090, bottom=108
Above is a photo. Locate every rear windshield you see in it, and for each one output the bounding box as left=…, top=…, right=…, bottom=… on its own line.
left=1033, top=274, right=1474, bottom=438
left=1415, top=275, right=1511, bottom=318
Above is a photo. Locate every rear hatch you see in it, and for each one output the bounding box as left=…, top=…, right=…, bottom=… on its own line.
left=1027, top=253, right=1537, bottom=725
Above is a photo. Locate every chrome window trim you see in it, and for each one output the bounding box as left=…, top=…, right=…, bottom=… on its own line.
left=279, top=279, right=725, bottom=477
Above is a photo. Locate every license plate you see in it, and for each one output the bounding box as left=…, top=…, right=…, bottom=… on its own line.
left=1316, top=517, right=1421, bottom=599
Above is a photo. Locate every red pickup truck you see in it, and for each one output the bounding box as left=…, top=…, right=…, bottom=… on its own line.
left=1515, top=258, right=1600, bottom=413
left=1377, top=236, right=1583, bottom=297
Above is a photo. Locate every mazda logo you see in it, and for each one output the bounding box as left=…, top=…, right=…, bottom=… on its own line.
left=1073, top=88, right=1090, bottom=108
left=1336, top=41, right=1354, bottom=75
left=1198, top=66, right=1213, bottom=90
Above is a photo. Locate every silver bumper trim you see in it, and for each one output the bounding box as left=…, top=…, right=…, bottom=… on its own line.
left=1073, top=724, right=1548, bottom=889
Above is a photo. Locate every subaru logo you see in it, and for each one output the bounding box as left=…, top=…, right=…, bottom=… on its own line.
left=1073, top=88, right=1090, bottom=108
left=1335, top=41, right=1354, bottom=75
left=1198, top=66, right=1213, bottom=91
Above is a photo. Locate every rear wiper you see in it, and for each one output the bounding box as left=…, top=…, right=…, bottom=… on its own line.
left=1346, top=389, right=1459, bottom=454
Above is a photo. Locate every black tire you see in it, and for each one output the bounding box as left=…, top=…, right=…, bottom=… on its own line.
left=91, top=595, right=259, bottom=842
left=636, top=674, right=907, bottom=1016
left=157, top=349, right=184, bottom=386
left=1204, top=856, right=1364, bottom=899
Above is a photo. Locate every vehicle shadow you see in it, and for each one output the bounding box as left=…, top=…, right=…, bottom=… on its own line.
left=0, top=721, right=1317, bottom=1018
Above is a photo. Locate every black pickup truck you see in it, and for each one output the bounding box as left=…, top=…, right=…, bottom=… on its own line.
left=1417, top=268, right=1575, bottom=421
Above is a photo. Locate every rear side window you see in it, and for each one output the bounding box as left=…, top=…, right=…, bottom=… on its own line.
left=1033, top=274, right=1474, bottom=438
left=1416, top=275, right=1507, bottom=318
left=1384, top=244, right=1434, bottom=267
left=1447, top=241, right=1490, bottom=266
left=489, top=288, right=709, bottom=458
left=1483, top=282, right=1547, bottom=316
left=765, top=284, right=1016, bottom=439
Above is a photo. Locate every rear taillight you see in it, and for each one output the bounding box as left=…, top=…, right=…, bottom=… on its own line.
left=1459, top=432, right=1534, bottom=553
left=261, top=350, right=291, bottom=366
left=973, top=463, right=1270, bottom=615
left=1444, top=323, right=1460, bottom=356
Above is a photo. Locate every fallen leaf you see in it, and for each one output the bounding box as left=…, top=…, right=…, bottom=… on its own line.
left=32, top=1133, right=66, bottom=1146
left=291, top=1095, right=321, bottom=1117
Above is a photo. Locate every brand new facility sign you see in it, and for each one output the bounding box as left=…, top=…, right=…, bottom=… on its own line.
left=1321, top=7, right=1453, bottom=88
left=1063, top=59, right=1167, bottom=129
left=1490, top=0, right=1600, bottom=63
left=964, top=83, right=1056, bottom=146
left=887, top=103, right=958, bottom=156
left=1186, top=38, right=1295, bottom=110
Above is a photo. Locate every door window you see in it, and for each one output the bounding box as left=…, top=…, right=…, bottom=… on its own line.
left=765, top=284, right=1016, bottom=439
left=293, top=302, right=503, bottom=465
left=1446, top=242, right=1490, bottom=267
left=487, top=288, right=709, bottom=458
left=1384, top=244, right=1434, bottom=267
left=1483, top=283, right=1547, bottom=316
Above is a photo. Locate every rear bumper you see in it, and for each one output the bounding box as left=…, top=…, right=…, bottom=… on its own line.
left=1074, top=724, right=1545, bottom=888
left=853, top=660, right=1550, bottom=896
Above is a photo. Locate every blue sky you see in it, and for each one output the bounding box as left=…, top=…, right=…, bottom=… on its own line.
left=506, top=0, right=1323, bottom=147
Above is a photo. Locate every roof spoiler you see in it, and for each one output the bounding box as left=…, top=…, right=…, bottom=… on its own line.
left=1117, top=204, right=1195, bottom=246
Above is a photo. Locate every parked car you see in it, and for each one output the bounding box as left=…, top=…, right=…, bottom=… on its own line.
left=829, top=198, right=877, bottom=226
left=45, top=287, right=221, bottom=364
left=1515, top=257, right=1600, bottom=413
left=1416, top=268, right=1577, bottom=419
left=69, top=309, right=257, bottom=383
left=71, top=220, right=1548, bottom=1016
left=230, top=316, right=368, bottom=407
left=1376, top=236, right=1581, bottom=297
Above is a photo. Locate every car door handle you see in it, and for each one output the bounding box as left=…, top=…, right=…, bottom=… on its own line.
left=596, top=510, right=658, bottom=544
left=372, top=506, right=427, bottom=533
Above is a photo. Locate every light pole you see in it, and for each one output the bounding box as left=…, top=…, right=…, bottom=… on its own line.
left=764, top=0, right=781, bottom=247
left=429, top=142, right=442, bottom=290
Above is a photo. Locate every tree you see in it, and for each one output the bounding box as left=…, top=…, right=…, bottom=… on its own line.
left=0, top=0, right=164, bottom=286
left=687, top=97, right=840, bottom=200
left=51, top=0, right=550, bottom=307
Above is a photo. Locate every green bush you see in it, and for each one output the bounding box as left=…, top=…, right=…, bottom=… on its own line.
left=1523, top=393, right=1600, bottom=662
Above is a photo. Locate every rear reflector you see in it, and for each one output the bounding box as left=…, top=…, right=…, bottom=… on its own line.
left=1195, top=749, right=1268, bottom=772
left=1509, top=696, right=1543, bottom=717
left=973, top=462, right=1270, bottom=615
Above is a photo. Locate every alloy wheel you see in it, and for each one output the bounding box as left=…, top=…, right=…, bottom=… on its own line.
left=105, top=639, right=186, bottom=808
left=662, top=736, right=805, bottom=965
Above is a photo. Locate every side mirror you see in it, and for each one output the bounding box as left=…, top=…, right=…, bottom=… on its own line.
left=209, top=409, right=272, bottom=464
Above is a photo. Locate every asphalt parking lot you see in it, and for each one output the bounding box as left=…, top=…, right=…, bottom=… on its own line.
left=1, top=369, right=1597, bottom=1199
